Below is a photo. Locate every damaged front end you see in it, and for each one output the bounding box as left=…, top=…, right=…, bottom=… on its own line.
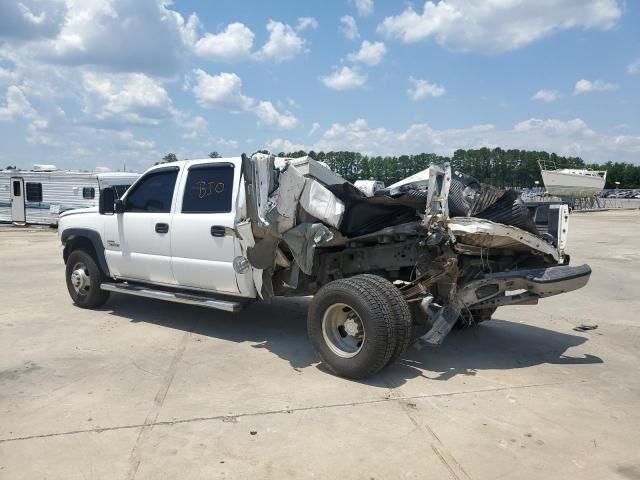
left=237, top=153, right=591, bottom=346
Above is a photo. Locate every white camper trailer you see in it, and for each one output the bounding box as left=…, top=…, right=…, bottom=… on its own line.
left=0, top=165, right=139, bottom=226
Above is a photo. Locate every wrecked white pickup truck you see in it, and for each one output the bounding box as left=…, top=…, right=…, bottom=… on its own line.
left=59, top=153, right=591, bottom=378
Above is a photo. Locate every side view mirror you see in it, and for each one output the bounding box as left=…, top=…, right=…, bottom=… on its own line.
left=115, top=199, right=125, bottom=214
left=99, top=187, right=115, bottom=215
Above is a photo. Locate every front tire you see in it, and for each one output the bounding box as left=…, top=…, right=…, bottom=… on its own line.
left=308, top=276, right=396, bottom=379
left=65, top=249, right=110, bottom=309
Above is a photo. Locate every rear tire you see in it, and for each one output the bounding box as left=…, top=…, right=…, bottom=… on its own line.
left=357, top=274, right=412, bottom=365
left=66, top=249, right=110, bottom=309
left=307, top=275, right=396, bottom=379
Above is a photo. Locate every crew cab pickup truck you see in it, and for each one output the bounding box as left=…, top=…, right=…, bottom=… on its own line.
left=59, top=153, right=592, bottom=379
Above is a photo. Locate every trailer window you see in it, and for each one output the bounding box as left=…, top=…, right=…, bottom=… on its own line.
left=83, top=187, right=95, bottom=199
left=12, top=181, right=21, bottom=197
left=182, top=164, right=234, bottom=213
left=25, top=183, right=43, bottom=202
left=124, top=169, right=178, bottom=213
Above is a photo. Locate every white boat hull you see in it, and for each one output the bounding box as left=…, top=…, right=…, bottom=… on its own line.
left=541, top=170, right=605, bottom=198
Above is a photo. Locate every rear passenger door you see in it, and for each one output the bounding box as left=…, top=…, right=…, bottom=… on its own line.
left=170, top=162, right=240, bottom=294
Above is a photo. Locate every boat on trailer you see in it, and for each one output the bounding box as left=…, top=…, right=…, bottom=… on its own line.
left=0, top=165, right=139, bottom=226
left=538, top=160, right=606, bottom=198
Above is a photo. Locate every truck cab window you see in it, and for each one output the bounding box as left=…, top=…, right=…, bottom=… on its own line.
left=124, top=169, right=178, bottom=213
left=182, top=164, right=234, bottom=213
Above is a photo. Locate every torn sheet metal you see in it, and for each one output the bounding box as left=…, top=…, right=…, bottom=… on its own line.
left=416, top=303, right=462, bottom=346
left=275, top=164, right=306, bottom=218
left=300, top=179, right=345, bottom=229
left=265, top=163, right=306, bottom=233
left=236, top=220, right=264, bottom=299
left=354, top=180, right=385, bottom=197
left=448, top=217, right=560, bottom=262
left=275, top=156, right=346, bottom=186
left=282, top=223, right=334, bottom=275
left=387, top=168, right=430, bottom=191
left=243, top=152, right=276, bottom=229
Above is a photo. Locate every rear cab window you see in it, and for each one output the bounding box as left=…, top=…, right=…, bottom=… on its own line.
left=181, top=163, right=235, bottom=213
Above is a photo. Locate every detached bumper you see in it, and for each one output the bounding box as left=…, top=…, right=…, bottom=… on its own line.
left=460, top=264, right=592, bottom=308
left=418, top=264, right=592, bottom=345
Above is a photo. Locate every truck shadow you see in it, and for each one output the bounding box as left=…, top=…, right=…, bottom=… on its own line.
left=384, top=318, right=603, bottom=386
left=104, top=294, right=603, bottom=385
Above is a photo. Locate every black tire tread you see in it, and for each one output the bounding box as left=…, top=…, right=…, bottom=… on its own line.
left=357, top=274, right=412, bottom=365
left=308, top=275, right=396, bottom=379
left=65, top=249, right=110, bottom=309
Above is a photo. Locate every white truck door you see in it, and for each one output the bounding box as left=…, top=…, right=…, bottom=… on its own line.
left=10, top=177, right=26, bottom=223
left=170, top=161, right=240, bottom=295
left=104, top=166, right=180, bottom=285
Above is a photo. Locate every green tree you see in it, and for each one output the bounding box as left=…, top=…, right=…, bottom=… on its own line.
left=162, top=153, right=178, bottom=163
left=208, top=151, right=221, bottom=158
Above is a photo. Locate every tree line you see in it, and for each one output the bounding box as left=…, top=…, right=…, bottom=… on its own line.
left=276, top=148, right=640, bottom=189
left=160, top=148, right=640, bottom=189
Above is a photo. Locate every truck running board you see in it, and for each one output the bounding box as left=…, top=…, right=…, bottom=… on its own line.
left=100, top=282, right=243, bottom=313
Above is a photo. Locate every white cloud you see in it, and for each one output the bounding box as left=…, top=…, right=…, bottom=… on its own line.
left=532, top=89, right=562, bottom=103
left=0, top=67, right=20, bottom=85
left=0, top=85, right=37, bottom=120
left=407, top=77, right=445, bottom=100
left=258, top=20, right=307, bottom=62
left=347, top=40, right=387, bottom=66
left=191, top=69, right=297, bottom=130
left=254, top=101, right=298, bottom=129
left=12, top=0, right=201, bottom=75
left=378, top=0, right=621, bottom=54
left=191, top=70, right=254, bottom=111
left=179, top=115, right=208, bottom=140
left=574, top=79, right=619, bottom=95
left=267, top=138, right=307, bottom=152
left=352, top=0, right=374, bottom=17
left=627, top=59, right=640, bottom=76
left=340, top=16, right=359, bottom=40
left=82, top=72, right=173, bottom=126
left=0, top=0, right=66, bottom=41
left=0, top=84, right=58, bottom=147
left=308, top=122, right=321, bottom=136
left=296, top=17, right=319, bottom=32
left=305, top=117, right=640, bottom=162
left=321, top=66, right=367, bottom=90
left=117, top=130, right=155, bottom=150
left=194, top=18, right=315, bottom=63
left=194, top=23, right=254, bottom=62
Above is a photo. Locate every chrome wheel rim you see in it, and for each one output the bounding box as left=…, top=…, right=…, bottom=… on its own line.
left=71, top=262, right=91, bottom=295
left=322, top=303, right=365, bottom=358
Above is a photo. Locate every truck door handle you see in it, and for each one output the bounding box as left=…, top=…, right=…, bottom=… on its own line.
left=155, top=222, right=169, bottom=234
left=210, top=225, right=225, bottom=237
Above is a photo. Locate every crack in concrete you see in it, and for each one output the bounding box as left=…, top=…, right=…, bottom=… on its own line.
left=125, top=330, right=191, bottom=480
left=0, top=380, right=585, bottom=445
left=382, top=372, right=470, bottom=480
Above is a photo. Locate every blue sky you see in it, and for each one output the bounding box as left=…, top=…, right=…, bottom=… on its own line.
left=0, top=0, right=639, bottom=172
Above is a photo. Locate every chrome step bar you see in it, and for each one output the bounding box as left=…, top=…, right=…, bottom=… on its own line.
left=100, top=282, right=243, bottom=312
